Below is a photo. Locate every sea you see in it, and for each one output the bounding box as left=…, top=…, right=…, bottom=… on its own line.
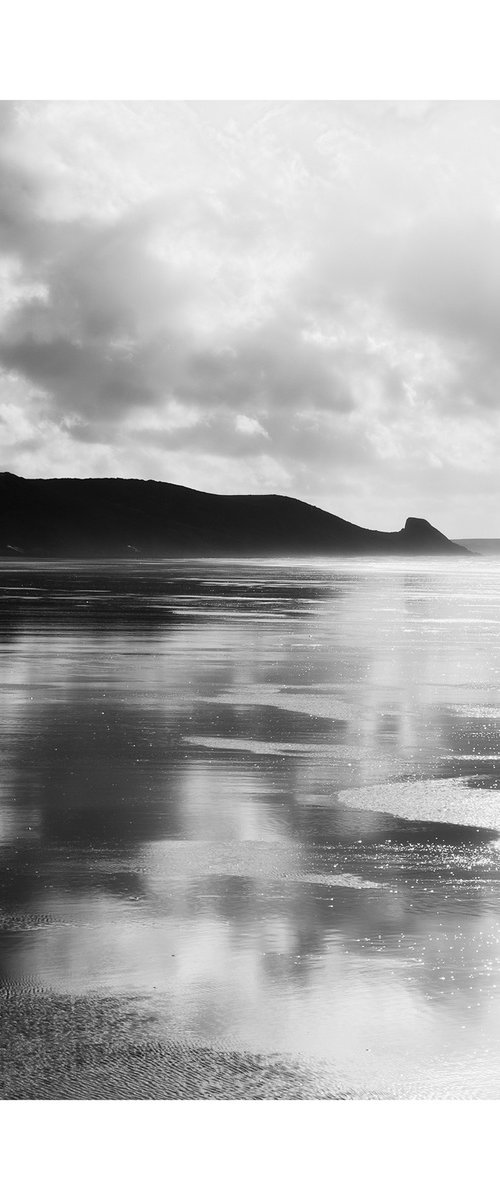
left=2, top=554, right=500, bottom=1098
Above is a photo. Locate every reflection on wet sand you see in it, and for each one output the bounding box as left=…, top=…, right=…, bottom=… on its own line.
left=2, top=558, right=500, bottom=1097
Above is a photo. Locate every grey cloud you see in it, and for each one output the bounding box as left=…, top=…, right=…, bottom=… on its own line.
left=0, top=187, right=356, bottom=445
left=3, top=101, right=500, bottom=534
left=389, top=216, right=500, bottom=348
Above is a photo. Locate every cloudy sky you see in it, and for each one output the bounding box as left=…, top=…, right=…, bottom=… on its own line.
left=1, top=100, right=500, bottom=535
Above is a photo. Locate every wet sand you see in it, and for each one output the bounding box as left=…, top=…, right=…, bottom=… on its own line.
left=2, top=558, right=500, bottom=1098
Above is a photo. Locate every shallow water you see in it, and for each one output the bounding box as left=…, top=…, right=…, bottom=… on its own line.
left=2, top=556, right=500, bottom=1098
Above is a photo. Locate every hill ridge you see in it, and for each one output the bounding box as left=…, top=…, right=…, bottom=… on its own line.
left=0, top=473, right=470, bottom=558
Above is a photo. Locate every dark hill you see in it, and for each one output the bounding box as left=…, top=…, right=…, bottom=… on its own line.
left=0, top=473, right=470, bottom=558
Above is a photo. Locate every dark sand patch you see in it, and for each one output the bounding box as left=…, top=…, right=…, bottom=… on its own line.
left=0, top=990, right=365, bottom=1100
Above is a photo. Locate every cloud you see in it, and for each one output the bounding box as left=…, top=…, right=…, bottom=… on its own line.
left=2, top=100, right=500, bottom=532
left=235, top=414, right=269, bottom=437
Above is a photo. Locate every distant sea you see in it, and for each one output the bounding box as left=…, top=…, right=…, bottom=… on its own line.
left=457, top=539, right=500, bottom=555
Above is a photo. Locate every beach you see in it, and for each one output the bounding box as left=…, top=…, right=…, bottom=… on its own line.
left=2, top=557, right=500, bottom=1098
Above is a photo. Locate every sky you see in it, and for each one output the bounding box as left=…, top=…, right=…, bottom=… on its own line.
left=1, top=100, right=500, bottom=535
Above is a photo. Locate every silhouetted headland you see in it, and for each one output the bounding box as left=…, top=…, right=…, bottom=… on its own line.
left=0, top=472, right=470, bottom=558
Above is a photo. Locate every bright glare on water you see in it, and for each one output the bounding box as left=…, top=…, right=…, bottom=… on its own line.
left=2, top=555, right=500, bottom=1098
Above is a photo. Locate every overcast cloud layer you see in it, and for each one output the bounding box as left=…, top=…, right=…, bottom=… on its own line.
left=1, top=100, right=500, bottom=534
